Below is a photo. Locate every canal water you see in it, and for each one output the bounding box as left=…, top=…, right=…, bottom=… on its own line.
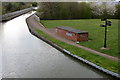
left=0, top=22, right=2, bottom=79
left=1, top=12, right=113, bottom=78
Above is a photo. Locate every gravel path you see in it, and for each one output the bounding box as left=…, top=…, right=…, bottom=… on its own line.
left=28, top=14, right=120, bottom=62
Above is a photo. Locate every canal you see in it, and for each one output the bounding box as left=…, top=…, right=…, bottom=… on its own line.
left=1, top=12, right=113, bottom=78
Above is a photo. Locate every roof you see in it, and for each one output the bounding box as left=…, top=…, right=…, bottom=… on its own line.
left=56, top=26, right=88, bottom=34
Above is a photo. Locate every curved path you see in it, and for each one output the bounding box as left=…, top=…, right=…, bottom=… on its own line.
left=28, top=15, right=119, bottom=62
left=1, top=12, right=113, bottom=78
left=1, top=7, right=33, bottom=22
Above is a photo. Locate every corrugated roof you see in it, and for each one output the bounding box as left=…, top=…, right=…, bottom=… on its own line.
left=57, top=26, right=88, bottom=34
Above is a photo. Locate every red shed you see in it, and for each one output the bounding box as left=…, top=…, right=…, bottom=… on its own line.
left=56, top=26, right=88, bottom=42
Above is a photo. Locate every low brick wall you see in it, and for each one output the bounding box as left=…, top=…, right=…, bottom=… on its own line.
left=26, top=14, right=120, bottom=78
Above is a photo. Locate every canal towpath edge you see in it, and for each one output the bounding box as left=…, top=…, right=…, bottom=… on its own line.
left=26, top=14, right=120, bottom=78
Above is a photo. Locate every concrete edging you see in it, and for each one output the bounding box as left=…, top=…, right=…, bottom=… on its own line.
left=0, top=7, right=34, bottom=22
left=26, top=14, right=120, bottom=78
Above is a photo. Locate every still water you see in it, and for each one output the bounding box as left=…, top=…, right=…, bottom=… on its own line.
left=1, top=12, right=113, bottom=78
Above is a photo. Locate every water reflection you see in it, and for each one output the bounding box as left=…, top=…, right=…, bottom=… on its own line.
left=0, top=22, right=2, bottom=79
left=1, top=12, right=113, bottom=78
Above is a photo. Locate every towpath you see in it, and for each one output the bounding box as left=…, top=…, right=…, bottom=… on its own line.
left=29, top=14, right=120, bottom=62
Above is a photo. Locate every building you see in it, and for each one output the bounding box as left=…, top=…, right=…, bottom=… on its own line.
left=56, top=26, right=88, bottom=42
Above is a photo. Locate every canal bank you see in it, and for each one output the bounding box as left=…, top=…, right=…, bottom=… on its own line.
left=0, top=7, right=34, bottom=22
left=2, top=12, right=114, bottom=78
left=26, top=14, right=120, bottom=78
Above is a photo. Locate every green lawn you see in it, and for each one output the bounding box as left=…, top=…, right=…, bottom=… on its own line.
left=36, top=29, right=119, bottom=74
left=40, top=19, right=119, bottom=57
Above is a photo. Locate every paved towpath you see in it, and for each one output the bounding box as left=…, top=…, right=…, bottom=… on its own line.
left=29, top=14, right=120, bottom=62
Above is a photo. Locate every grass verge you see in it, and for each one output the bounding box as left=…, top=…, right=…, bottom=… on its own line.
left=40, top=19, right=119, bottom=57
left=36, top=29, right=119, bottom=74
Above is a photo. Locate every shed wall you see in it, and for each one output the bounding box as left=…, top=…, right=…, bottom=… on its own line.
left=56, top=28, right=88, bottom=42
left=77, top=33, right=88, bottom=41
left=56, top=28, right=78, bottom=41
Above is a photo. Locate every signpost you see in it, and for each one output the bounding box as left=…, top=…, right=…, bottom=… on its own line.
left=100, top=19, right=111, bottom=48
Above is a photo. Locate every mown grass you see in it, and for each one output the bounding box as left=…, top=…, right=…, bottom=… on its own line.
left=40, top=19, right=119, bottom=57
left=36, top=29, right=119, bottom=74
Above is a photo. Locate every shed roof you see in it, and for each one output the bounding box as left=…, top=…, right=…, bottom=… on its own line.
left=57, top=26, right=88, bottom=34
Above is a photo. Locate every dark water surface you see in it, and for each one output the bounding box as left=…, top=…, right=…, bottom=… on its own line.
left=1, top=12, right=113, bottom=78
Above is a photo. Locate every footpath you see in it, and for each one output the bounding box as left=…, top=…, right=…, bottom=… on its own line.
left=0, top=7, right=34, bottom=22
left=26, top=14, right=120, bottom=78
left=27, top=14, right=120, bottom=62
